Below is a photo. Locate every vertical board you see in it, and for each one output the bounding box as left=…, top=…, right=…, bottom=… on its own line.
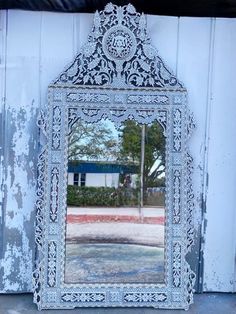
left=147, top=15, right=178, bottom=73
left=40, top=12, right=75, bottom=104
left=203, top=18, right=236, bottom=292
left=0, top=10, right=42, bottom=292
left=73, top=13, right=93, bottom=53
left=177, top=17, right=212, bottom=292
left=0, top=10, right=7, bottom=262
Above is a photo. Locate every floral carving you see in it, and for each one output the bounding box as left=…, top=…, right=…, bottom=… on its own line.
left=187, top=112, right=196, bottom=138
left=124, top=292, right=167, bottom=303
left=67, top=92, right=110, bottom=103
left=47, top=241, right=57, bottom=287
left=127, top=95, right=168, bottom=104
left=173, top=109, right=182, bottom=152
left=173, top=169, right=181, bottom=224
left=67, top=104, right=168, bottom=134
left=50, top=167, right=59, bottom=222
left=35, top=149, right=46, bottom=248
left=54, top=4, right=183, bottom=89
left=37, top=110, right=47, bottom=137
left=61, top=293, right=105, bottom=303
left=186, top=153, right=195, bottom=250
left=52, top=106, right=61, bottom=149
left=186, top=264, right=196, bottom=304
left=173, top=242, right=181, bottom=287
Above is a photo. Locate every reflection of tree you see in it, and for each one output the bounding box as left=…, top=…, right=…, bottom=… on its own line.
left=68, top=120, right=119, bottom=161
left=119, top=120, right=165, bottom=187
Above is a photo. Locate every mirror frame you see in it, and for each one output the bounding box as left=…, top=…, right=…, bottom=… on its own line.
left=33, top=3, right=196, bottom=310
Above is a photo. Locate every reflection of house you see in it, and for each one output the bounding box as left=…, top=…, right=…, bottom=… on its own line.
left=68, top=161, right=138, bottom=188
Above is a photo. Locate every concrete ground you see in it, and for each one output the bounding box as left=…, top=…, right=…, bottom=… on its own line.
left=0, top=293, right=235, bottom=314
left=67, top=206, right=165, bottom=225
left=66, top=222, right=164, bottom=246
left=65, top=243, right=164, bottom=283
left=67, top=206, right=165, bottom=217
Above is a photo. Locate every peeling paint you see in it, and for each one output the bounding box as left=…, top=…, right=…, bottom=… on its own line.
left=0, top=101, right=38, bottom=292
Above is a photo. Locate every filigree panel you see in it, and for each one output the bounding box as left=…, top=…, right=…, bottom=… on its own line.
left=173, top=169, right=181, bottom=224
left=35, top=149, right=46, bottom=248
left=127, top=95, right=168, bottom=104
left=54, top=4, right=183, bottom=89
left=173, top=242, right=182, bottom=288
left=67, top=103, right=168, bottom=134
left=186, top=153, right=195, bottom=250
left=123, top=292, right=167, bottom=303
left=50, top=167, right=59, bottom=222
left=61, top=293, right=106, bottom=303
left=67, top=92, right=110, bottom=103
left=47, top=241, right=57, bottom=287
left=173, top=109, right=182, bottom=152
left=52, top=106, right=61, bottom=150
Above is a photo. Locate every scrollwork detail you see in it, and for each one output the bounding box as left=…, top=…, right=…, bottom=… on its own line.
left=124, top=292, right=167, bottom=303
left=173, top=169, right=181, bottom=224
left=173, top=109, right=182, bottom=152
left=54, top=4, right=183, bottom=89
left=47, top=241, right=57, bottom=287
left=33, top=145, right=47, bottom=308
left=173, top=242, right=182, bottom=288
left=61, top=293, right=105, bottom=303
left=67, top=105, right=167, bottom=135
left=186, top=152, right=195, bottom=251
left=52, top=106, right=61, bottom=150
left=50, top=167, right=59, bottom=222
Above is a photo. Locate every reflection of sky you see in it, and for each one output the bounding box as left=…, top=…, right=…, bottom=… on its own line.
left=102, top=119, right=120, bottom=138
left=149, top=159, right=165, bottom=178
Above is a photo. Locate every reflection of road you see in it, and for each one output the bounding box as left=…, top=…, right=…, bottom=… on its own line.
left=65, top=206, right=165, bottom=284
left=66, top=222, right=164, bottom=247
left=67, top=206, right=165, bottom=224
left=65, top=243, right=164, bottom=284
left=66, top=206, right=165, bottom=246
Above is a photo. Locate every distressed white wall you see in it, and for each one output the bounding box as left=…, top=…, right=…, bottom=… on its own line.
left=0, top=10, right=236, bottom=293
left=202, top=19, right=236, bottom=292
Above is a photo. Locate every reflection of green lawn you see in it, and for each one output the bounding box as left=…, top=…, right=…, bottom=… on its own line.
left=65, top=243, right=164, bottom=284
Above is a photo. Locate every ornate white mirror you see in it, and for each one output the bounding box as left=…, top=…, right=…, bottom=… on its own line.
left=33, top=3, right=196, bottom=310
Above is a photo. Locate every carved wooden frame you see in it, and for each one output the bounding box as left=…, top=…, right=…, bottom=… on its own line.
left=33, top=3, right=195, bottom=310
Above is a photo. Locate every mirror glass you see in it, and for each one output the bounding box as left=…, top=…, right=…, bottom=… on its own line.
left=65, top=118, right=166, bottom=284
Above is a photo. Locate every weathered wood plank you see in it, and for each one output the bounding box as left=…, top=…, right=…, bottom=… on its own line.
left=0, top=10, right=7, bottom=268
left=147, top=15, right=178, bottom=73
left=177, top=16, right=212, bottom=292
left=203, top=18, right=236, bottom=292
left=40, top=11, right=75, bottom=101
left=0, top=10, right=42, bottom=292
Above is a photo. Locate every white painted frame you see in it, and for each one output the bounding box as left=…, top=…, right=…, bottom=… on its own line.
left=33, top=4, right=196, bottom=310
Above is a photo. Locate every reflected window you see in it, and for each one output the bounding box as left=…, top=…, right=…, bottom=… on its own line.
left=73, top=173, right=79, bottom=186
left=80, top=173, right=86, bottom=186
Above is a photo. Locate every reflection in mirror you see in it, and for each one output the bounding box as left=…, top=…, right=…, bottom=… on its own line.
left=65, top=119, right=166, bottom=284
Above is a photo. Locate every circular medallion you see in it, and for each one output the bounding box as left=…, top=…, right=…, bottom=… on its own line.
left=102, top=25, right=137, bottom=61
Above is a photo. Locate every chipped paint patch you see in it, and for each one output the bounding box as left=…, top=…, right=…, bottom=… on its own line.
left=0, top=101, right=38, bottom=292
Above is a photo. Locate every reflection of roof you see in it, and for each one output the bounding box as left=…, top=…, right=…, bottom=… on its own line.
left=68, top=161, right=138, bottom=174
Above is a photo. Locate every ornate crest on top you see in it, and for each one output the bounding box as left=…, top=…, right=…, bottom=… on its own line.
left=53, top=3, right=183, bottom=89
